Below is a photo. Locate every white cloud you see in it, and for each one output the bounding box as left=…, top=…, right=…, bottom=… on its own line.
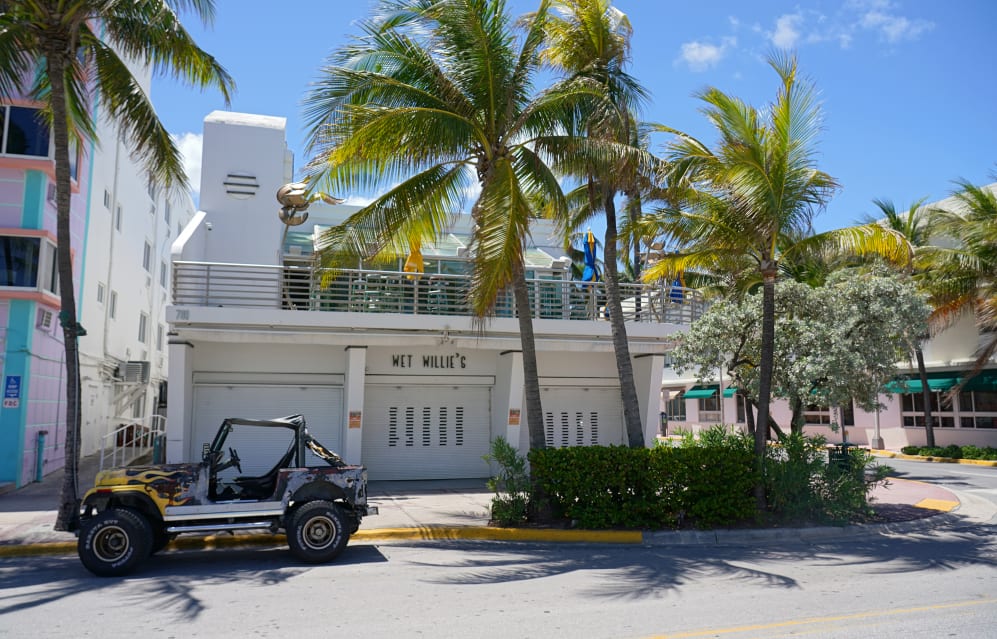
left=676, top=37, right=736, bottom=72
left=859, top=10, right=933, bottom=43
left=172, top=132, right=203, bottom=195
left=771, top=13, right=804, bottom=49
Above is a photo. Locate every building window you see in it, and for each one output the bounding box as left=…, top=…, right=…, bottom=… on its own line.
left=97, top=282, right=105, bottom=304
left=156, top=323, right=164, bottom=351
left=0, top=105, right=50, bottom=157
left=698, top=394, right=720, bottom=413
left=0, top=235, right=58, bottom=293
left=138, top=312, right=148, bottom=343
left=160, top=261, right=168, bottom=288
left=736, top=394, right=747, bottom=424
left=901, top=391, right=956, bottom=428
left=804, top=404, right=831, bottom=425
left=103, top=189, right=111, bottom=209
left=142, top=241, right=152, bottom=272
left=115, top=205, right=123, bottom=232
left=957, top=390, right=997, bottom=429
left=109, top=291, right=117, bottom=319
left=666, top=392, right=686, bottom=422
left=164, top=201, right=171, bottom=224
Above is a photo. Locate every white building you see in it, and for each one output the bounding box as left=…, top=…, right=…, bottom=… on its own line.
left=0, top=60, right=192, bottom=488
left=164, top=111, right=701, bottom=479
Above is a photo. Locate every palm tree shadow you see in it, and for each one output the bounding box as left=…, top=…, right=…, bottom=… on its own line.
left=393, top=517, right=997, bottom=601
left=0, top=544, right=386, bottom=620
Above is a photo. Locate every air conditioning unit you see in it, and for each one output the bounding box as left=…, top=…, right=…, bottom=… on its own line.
left=119, top=360, right=150, bottom=383
left=36, top=309, right=54, bottom=330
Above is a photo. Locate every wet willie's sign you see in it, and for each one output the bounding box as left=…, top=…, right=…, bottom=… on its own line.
left=391, top=352, right=467, bottom=369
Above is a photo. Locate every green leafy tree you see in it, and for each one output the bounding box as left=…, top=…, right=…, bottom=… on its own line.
left=645, top=54, right=910, bottom=508
left=538, top=0, right=656, bottom=447
left=303, top=0, right=604, bottom=454
left=672, top=269, right=929, bottom=436
left=0, top=0, right=234, bottom=530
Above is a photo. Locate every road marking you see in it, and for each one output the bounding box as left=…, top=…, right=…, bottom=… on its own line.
left=646, top=597, right=997, bottom=638
left=914, top=498, right=959, bottom=512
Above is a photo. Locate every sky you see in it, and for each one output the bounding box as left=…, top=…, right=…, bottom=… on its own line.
left=151, top=0, right=997, bottom=232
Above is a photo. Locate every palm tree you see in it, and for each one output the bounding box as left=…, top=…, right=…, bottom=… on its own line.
left=0, top=0, right=234, bottom=530
left=926, top=179, right=997, bottom=385
left=303, top=0, right=604, bottom=455
left=646, top=53, right=839, bottom=510
left=538, top=0, right=655, bottom=447
left=865, top=198, right=938, bottom=447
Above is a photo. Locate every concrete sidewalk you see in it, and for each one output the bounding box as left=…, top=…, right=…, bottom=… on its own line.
left=0, top=453, right=991, bottom=558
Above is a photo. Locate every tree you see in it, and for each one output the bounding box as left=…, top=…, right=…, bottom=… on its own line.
left=865, top=198, right=938, bottom=447
left=672, top=269, right=929, bottom=436
left=0, top=0, right=234, bottom=530
left=926, top=179, right=997, bottom=384
left=644, top=54, right=838, bottom=509
left=302, top=0, right=604, bottom=454
left=538, top=0, right=655, bottom=447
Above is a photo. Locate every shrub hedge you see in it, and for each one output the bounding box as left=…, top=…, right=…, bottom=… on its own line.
left=526, top=428, right=878, bottom=529
left=900, top=444, right=997, bottom=460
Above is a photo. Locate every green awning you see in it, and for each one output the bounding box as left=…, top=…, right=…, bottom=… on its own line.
left=722, top=387, right=737, bottom=398
left=683, top=385, right=718, bottom=399
left=963, top=371, right=997, bottom=392
left=884, top=377, right=958, bottom=394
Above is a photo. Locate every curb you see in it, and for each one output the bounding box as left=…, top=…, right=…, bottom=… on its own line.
left=870, top=450, right=997, bottom=467
left=0, top=513, right=958, bottom=559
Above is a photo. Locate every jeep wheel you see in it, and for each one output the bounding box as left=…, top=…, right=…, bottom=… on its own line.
left=287, top=500, right=349, bottom=563
left=78, top=508, right=152, bottom=577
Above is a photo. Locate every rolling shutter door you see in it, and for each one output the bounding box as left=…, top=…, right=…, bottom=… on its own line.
left=541, top=387, right=624, bottom=447
left=191, top=384, right=343, bottom=471
left=362, top=385, right=491, bottom=480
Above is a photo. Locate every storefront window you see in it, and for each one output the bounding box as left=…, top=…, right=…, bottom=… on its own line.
left=1, top=106, right=50, bottom=157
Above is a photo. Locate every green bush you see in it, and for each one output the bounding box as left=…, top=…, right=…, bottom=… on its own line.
left=529, top=427, right=757, bottom=530
left=900, top=444, right=997, bottom=461
left=483, top=437, right=531, bottom=526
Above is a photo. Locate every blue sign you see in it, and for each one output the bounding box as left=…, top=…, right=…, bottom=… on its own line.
left=4, top=376, right=20, bottom=399
left=3, top=376, right=21, bottom=408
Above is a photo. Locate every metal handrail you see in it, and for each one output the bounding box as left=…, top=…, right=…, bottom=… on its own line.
left=172, top=261, right=705, bottom=324
left=99, top=415, right=166, bottom=471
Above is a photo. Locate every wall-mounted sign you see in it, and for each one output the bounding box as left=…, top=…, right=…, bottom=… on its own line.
left=3, top=376, right=21, bottom=409
left=391, top=352, right=467, bottom=370
left=348, top=411, right=362, bottom=429
left=508, top=408, right=520, bottom=426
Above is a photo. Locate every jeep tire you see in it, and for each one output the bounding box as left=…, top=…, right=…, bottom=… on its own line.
left=287, top=500, right=349, bottom=563
left=78, top=508, right=152, bottom=577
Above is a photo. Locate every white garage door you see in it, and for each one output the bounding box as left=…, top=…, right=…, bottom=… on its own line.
left=362, top=385, right=491, bottom=480
left=541, top=387, right=624, bottom=447
left=191, top=384, right=343, bottom=471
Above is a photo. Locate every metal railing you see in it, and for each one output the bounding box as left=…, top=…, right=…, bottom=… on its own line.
left=172, top=261, right=705, bottom=324
left=99, top=415, right=166, bottom=472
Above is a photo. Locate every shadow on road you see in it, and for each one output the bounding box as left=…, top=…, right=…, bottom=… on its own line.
left=392, top=517, right=997, bottom=601
left=0, top=543, right=387, bottom=620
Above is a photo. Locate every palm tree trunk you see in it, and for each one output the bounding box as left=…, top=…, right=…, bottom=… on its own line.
left=47, top=48, right=83, bottom=532
left=602, top=195, right=645, bottom=447
left=915, top=346, right=936, bottom=448
left=511, top=265, right=546, bottom=451
left=754, top=264, right=778, bottom=511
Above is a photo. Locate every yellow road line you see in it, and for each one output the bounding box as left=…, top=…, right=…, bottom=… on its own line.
left=647, top=597, right=997, bottom=638
left=915, top=498, right=959, bottom=512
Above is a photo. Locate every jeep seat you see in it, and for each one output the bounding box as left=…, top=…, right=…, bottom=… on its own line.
left=233, top=442, right=296, bottom=500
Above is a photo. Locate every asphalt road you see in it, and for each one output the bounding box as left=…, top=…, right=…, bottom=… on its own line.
left=1, top=462, right=994, bottom=639
left=878, top=458, right=997, bottom=515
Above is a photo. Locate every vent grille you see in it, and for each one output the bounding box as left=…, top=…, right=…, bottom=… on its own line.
left=223, top=172, right=260, bottom=199
left=119, top=360, right=150, bottom=383
left=36, top=309, right=54, bottom=330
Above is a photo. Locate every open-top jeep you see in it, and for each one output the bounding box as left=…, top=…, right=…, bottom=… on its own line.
left=74, top=414, right=376, bottom=576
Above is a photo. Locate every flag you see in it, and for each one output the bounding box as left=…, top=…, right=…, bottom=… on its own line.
left=404, top=237, right=424, bottom=280
left=582, top=230, right=600, bottom=282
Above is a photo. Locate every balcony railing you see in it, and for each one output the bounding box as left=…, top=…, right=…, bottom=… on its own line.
left=172, top=261, right=705, bottom=324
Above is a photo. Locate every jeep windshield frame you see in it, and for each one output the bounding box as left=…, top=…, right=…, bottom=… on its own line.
left=206, top=414, right=347, bottom=469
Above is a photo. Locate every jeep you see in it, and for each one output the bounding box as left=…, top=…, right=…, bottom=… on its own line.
left=74, top=414, right=376, bottom=576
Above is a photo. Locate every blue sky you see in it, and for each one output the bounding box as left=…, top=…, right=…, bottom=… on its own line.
left=152, top=0, right=997, bottom=232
